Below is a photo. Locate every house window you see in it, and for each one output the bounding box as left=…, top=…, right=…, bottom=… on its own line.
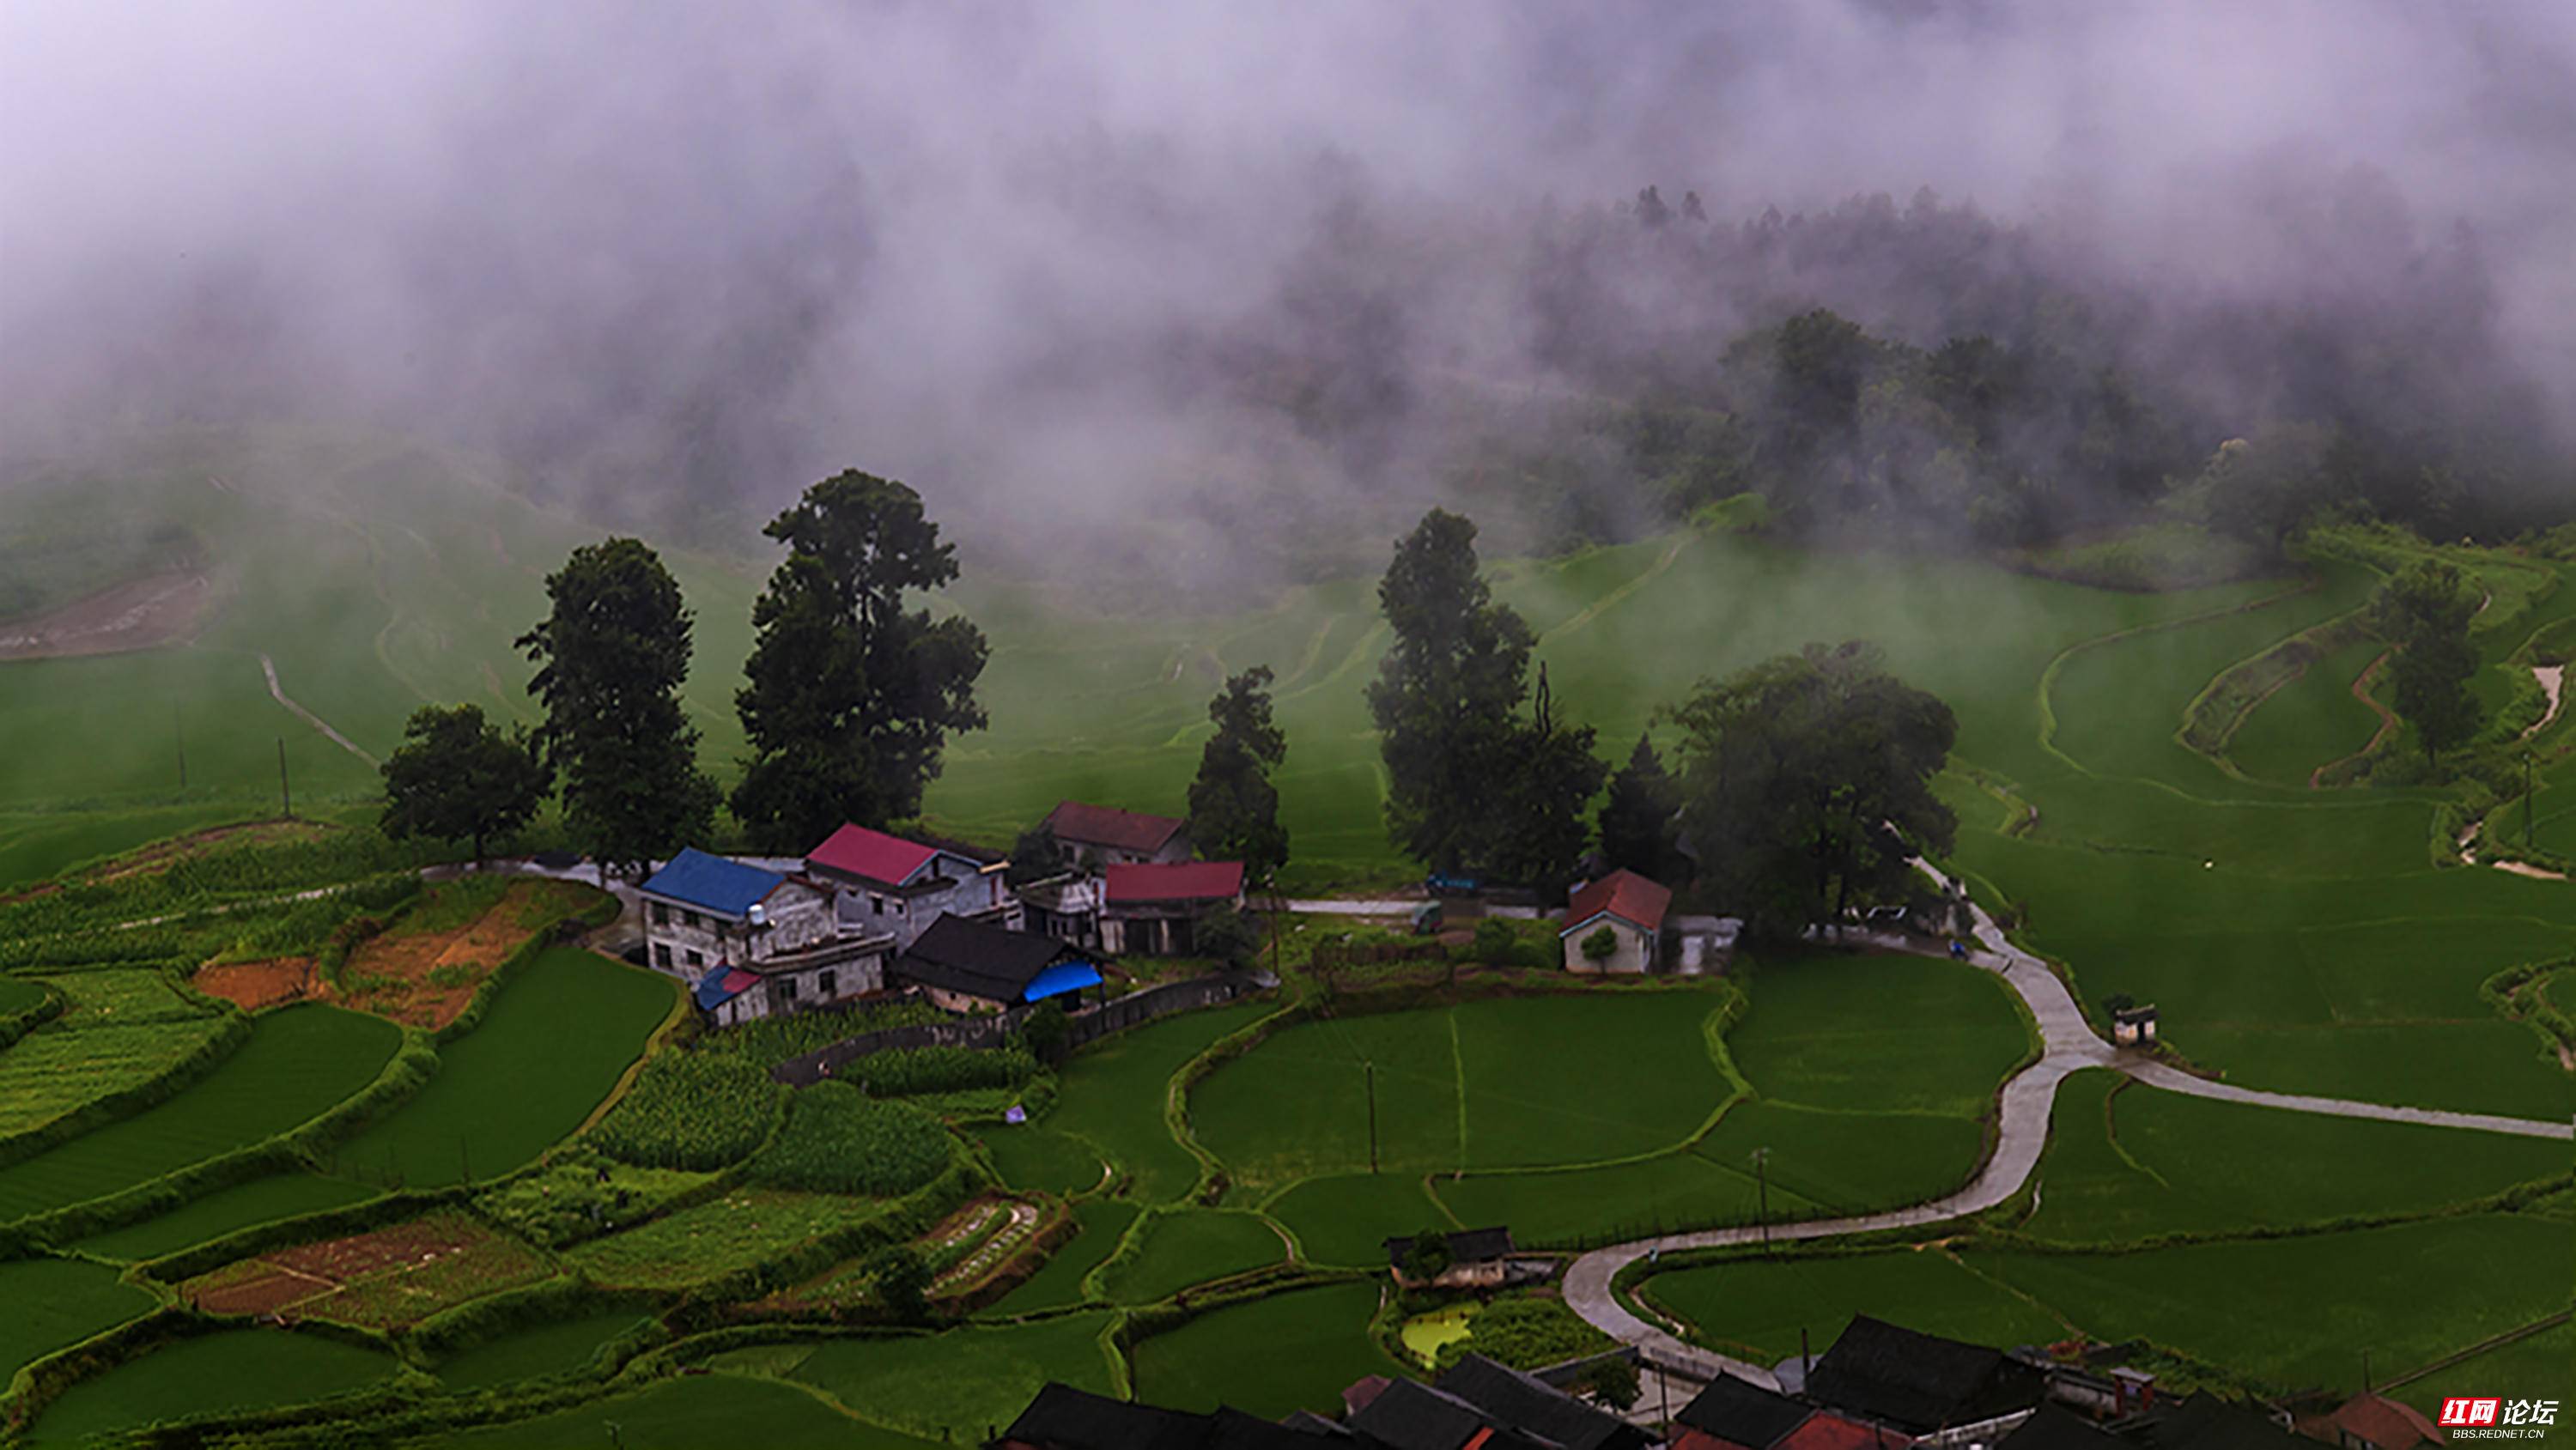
left=871, top=895, right=884, bottom=915
left=681, top=909, right=702, bottom=929
left=685, top=949, right=703, bottom=969
left=650, top=902, right=669, bottom=925
left=891, top=898, right=905, bottom=914
left=819, top=970, right=836, bottom=997
left=653, top=944, right=672, bottom=968
left=779, top=976, right=799, bottom=1002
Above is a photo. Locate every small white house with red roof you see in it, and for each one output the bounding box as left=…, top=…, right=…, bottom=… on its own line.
left=1101, top=860, right=1246, bottom=956
left=1560, top=868, right=1673, bottom=974
left=804, top=823, right=1017, bottom=951
left=1042, top=800, right=1193, bottom=867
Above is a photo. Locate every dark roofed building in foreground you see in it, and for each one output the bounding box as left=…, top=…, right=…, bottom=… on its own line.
left=1803, top=1315, right=2046, bottom=1441
left=895, top=913, right=1103, bottom=1013
left=989, top=1382, right=1335, bottom=1449
left=1675, top=1372, right=1831, bottom=1450
left=1433, top=1354, right=1653, bottom=1450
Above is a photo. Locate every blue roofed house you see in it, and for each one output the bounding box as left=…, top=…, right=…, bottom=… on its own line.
left=640, top=847, right=896, bottom=1026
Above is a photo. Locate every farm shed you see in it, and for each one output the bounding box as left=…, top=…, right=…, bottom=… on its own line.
left=639, top=848, right=894, bottom=1022
left=2111, top=1004, right=2160, bottom=1047
left=805, top=823, right=1018, bottom=951
left=1560, top=868, right=1673, bottom=974
left=893, top=914, right=1104, bottom=1014
left=1042, top=799, right=1193, bottom=867
left=1101, top=860, right=1246, bottom=956
left=1382, top=1225, right=1516, bottom=1290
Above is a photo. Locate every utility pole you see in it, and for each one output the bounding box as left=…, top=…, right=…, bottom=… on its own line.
left=175, top=710, right=186, bottom=790
left=2526, top=749, right=2537, bottom=853
left=1366, top=1060, right=1379, bottom=1174
left=276, top=737, right=292, bottom=817
left=1752, top=1147, right=1771, bottom=1249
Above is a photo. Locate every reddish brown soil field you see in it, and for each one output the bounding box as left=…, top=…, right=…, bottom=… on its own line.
left=337, top=880, right=586, bottom=1030
left=194, top=957, right=323, bottom=1012
left=186, top=1264, right=334, bottom=1317
left=0, top=571, right=216, bottom=662
left=269, top=1216, right=480, bottom=1281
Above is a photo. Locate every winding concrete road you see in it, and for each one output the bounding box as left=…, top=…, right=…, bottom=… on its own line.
left=1561, top=864, right=2573, bottom=1389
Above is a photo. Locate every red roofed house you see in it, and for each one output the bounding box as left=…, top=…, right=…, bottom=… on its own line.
left=1560, top=869, right=1673, bottom=974
left=805, top=823, right=1017, bottom=952
left=1102, top=861, right=1245, bottom=956
left=2309, top=1393, right=2446, bottom=1450
left=1042, top=801, right=1193, bottom=868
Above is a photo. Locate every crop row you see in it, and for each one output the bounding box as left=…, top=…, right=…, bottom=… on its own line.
left=589, top=1053, right=782, bottom=1172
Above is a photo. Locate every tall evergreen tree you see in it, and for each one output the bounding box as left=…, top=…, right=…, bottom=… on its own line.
left=1597, top=731, right=1681, bottom=883
left=1366, top=510, right=1602, bottom=886
left=732, top=470, right=987, bottom=847
left=1188, top=666, right=1290, bottom=883
left=518, top=538, right=718, bottom=877
left=378, top=703, right=550, bottom=863
left=2373, top=559, right=2484, bottom=767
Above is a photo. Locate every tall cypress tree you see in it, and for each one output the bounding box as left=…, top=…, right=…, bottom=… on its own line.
left=1598, top=731, right=1681, bottom=883
left=518, top=538, right=718, bottom=877
left=1188, top=666, right=1290, bottom=883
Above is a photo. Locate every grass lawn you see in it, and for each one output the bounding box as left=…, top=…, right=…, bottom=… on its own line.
left=1042, top=1000, right=1274, bottom=1204
left=434, top=1310, right=653, bottom=1389
left=0, top=1256, right=159, bottom=1383
left=73, top=1173, right=379, bottom=1261
left=774, top=1314, right=1118, bottom=1441
left=1965, top=1214, right=2571, bottom=1394
left=2024, top=1072, right=2573, bottom=1242
left=567, top=1189, right=883, bottom=1289
left=1128, top=1280, right=1406, bottom=1422
left=23, top=1328, right=398, bottom=1445
left=435, top=1372, right=941, bottom=1449
left=1101, top=1210, right=1285, bottom=1302
left=985, top=1198, right=1138, bottom=1315
left=0, top=1004, right=400, bottom=1222
left=1643, top=1248, right=2075, bottom=1363
left=1267, top=1173, right=1449, bottom=1267
left=328, top=948, right=674, bottom=1188
left=977, top=1125, right=1106, bottom=1196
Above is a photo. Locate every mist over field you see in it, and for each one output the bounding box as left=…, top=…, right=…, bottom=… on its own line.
left=4, top=0, right=2573, bottom=585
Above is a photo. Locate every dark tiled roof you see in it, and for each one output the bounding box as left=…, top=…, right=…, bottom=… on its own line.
left=1347, top=1380, right=1555, bottom=1450
left=1563, top=869, right=1672, bottom=937
left=1678, top=1373, right=1818, bottom=1449
left=2121, top=1394, right=2312, bottom=1450
left=1382, top=1226, right=1516, bottom=1269
left=1436, top=1354, right=1650, bottom=1450
left=1804, top=1316, right=2044, bottom=1435
left=1996, top=1405, right=2126, bottom=1450
left=897, top=914, right=1084, bottom=1004
left=992, top=1383, right=1334, bottom=1450
left=1047, top=800, right=1188, bottom=853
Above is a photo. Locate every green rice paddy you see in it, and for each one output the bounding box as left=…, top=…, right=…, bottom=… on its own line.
left=436, top=1372, right=943, bottom=1449
left=23, top=1328, right=397, bottom=1445
left=434, top=1310, right=653, bottom=1390
left=986, top=1198, right=1139, bottom=1314
left=1127, top=1280, right=1407, bottom=1421
left=770, top=1314, right=1119, bottom=1441
left=0, top=1255, right=158, bottom=1383
left=1101, top=1209, right=1286, bottom=1302
left=71, top=1172, right=377, bottom=1261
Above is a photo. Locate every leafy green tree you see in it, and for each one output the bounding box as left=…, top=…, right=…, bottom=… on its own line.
left=1399, top=1228, right=1452, bottom=1283
left=1472, top=917, right=1521, bottom=966
left=1005, top=824, right=1070, bottom=887
left=732, top=471, right=987, bottom=847
left=867, top=1243, right=933, bottom=1324
left=1188, top=666, right=1290, bottom=882
left=378, top=704, right=550, bottom=862
left=1597, top=733, right=1681, bottom=883
left=518, top=538, right=718, bottom=877
left=1668, top=641, right=1958, bottom=937
left=1366, top=511, right=1601, bottom=887
left=2197, top=424, right=2337, bottom=559
left=1018, top=998, right=1071, bottom=1063
left=1193, top=904, right=1261, bottom=967
left=1580, top=925, right=1619, bottom=965
left=2373, top=559, right=2484, bottom=766
left=1584, top=1356, right=1642, bottom=1411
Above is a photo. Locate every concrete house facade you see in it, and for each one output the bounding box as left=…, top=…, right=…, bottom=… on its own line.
left=1102, top=861, right=1245, bottom=956
left=805, top=823, right=1017, bottom=952
left=638, top=847, right=896, bottom=1026
left=1560, top=869, right=1673, bottom=974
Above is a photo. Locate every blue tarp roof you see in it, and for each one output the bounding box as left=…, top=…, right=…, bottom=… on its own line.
left=1022, top=962, right=1103, bottom=1003
left=641, top=847, right=784, bottom=918
left=692, top=968, right=755, bottom=1011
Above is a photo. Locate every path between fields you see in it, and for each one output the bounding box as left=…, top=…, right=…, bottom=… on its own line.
left=258, top=652, right=378, bottom=766
left=1558, top=862, right=2573, bottom=1390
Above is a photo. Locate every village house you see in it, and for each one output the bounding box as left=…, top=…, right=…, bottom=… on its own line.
left=804, top=823, right=1017, bottom=952
left=1559, top=868, right=1673, bottom=974
left=989, top=1382, right=1324, bottom=1449
left=637, top=847, right=895, bottom=1027
left=1015, top=871, right=1105, bottom=949
left=1342, top=1356, right=1655, bottom=1450
left=2301, top=1393, right=2448, bottom=1450
left=893, top=913, right=1104, bottom=1015
left=1802, top=1316, right=2048, bottom=1446
left=1101, top=860, right=1247, bottom=956
left=1042, top=799, right=1193, bottom=867
left=1382, top=1225, right=1516, bottom=1291
left=1675, top=1372, right=1904, bottom=1450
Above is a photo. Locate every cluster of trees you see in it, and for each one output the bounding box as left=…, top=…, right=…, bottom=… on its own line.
left=2372, top=560, right=2484, bottom=767
left=1367, top=507, right=1956, bottom=938
left=380, top=470, right=991, bottom=873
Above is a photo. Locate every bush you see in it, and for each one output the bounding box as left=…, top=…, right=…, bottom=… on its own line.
left=1473, top=919, right=1520, bottom=963
left=1579, top=925, right=1619, bottom=964
left=590, top=1052, right=783, bottom=1170
left=752, top=1083, right=953, bottom=1198
left=1433, top=1295, right=1613, bottom=1371
left=696, top=998, right=945, bottom=1067
left=472, top=1148, right=724, bottom=1248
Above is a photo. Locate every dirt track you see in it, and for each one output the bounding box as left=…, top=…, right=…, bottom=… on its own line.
left=0, top=572, right=214, bottom=661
